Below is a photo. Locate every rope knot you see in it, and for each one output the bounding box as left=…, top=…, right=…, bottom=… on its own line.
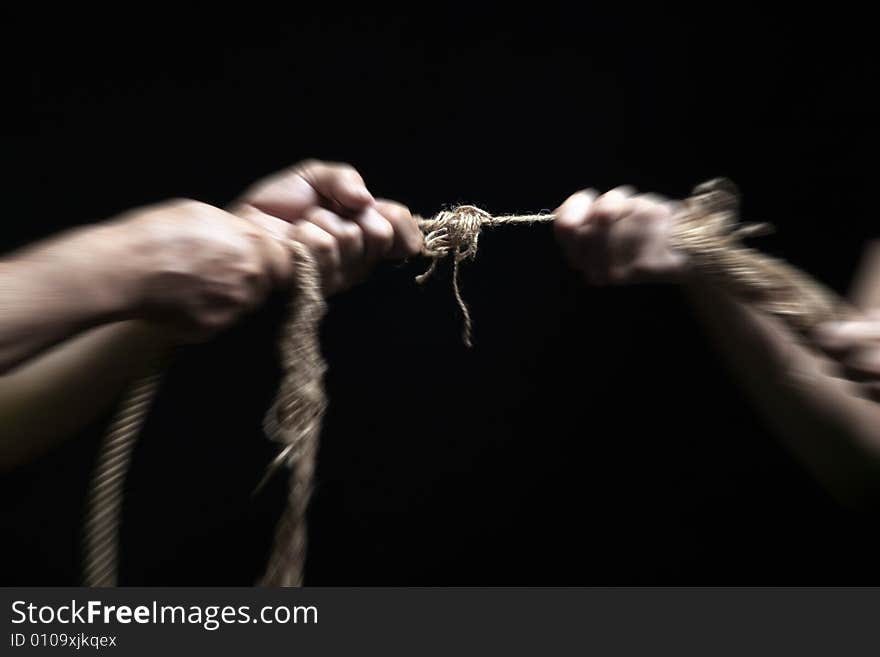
left=418, top=205, right=491, bottom=276
left=415, top=205, right=492, bottom=347
left=414, top=205, right=555, bottom=347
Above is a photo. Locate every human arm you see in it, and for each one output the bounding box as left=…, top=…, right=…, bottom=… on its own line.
left=554, top=187, right=880, bottom=506
left=0, top=160, right=422, bottom=467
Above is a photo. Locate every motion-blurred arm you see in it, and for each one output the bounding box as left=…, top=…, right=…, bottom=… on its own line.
left=554, top=187, right=880, bottom=507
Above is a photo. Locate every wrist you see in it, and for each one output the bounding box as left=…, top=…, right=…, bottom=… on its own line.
left=60, top=221, right=147, bottom=321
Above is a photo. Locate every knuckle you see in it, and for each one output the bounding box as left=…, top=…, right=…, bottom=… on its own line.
left=554, top=191, right=592, bottom=232
left=632, top=197, right=664, bottom=216
left=381, top=200, right=410, bottom=222
left=168, top=196, right=195, bottom=207
left=313, top=232, right=337, bottom=257
left=339, top=223, right=364, bottom=252
left=589, top=201, right=618, bottom=223
left=289, top=159, right=323, bottom=187
left=637, top=193, right=669, bottom=207
left=166, top=198, right=208, bottom=215
left=593, top=193, right=616, bottom=210
left=368, top=220, right=395, bottom=250
left=334, top=162, right=362, bottom=180
left=294, top=158, right=321, bottom=175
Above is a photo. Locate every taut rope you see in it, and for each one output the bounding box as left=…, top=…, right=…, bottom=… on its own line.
left=82, top=179, right=847, bottom=586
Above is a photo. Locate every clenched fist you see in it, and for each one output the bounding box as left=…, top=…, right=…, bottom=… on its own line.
left=110, top=199, right=293, bottom=338
left=233, top=160, right=423, bottom=295
left=554, top=187, right=689, bottom=285
left=0, top=160, right=424, bottom=373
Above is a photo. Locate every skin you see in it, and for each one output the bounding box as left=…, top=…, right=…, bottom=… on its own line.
left=0, top=200, right=290, bottom=374
left=554, top=187, right=880, bottom=507
left=0, top=160, right=422, bottom=468
left=0, top=322, right=170, bottom=469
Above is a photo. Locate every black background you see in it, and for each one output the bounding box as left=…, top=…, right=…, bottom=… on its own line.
left=1, top=5, right=878, bottom=584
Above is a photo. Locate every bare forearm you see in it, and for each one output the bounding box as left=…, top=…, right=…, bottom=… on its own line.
left=687, top=281, right=880, bottom=505
left=552, top=184, right=880, bottom=504
left=0, top=320, right=171, bottom=469
left=0, top=224, right=134, bottom=373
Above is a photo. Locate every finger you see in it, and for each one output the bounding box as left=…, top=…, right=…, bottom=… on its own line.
left=812, top=323, right=855, bottom=356
left=812, top=320, right=880, bottom=355
left=575, top=188, right=636, bottom=284
left=634, top=192, right=670, bottom=206
left=238, top=173, right=321, bottom=223
left=630, top=194, right=672, bottom=217
left=587, top=186, right=637, bottom=227
left=303, top=206, right=365, bottom=268
left=233, top=204, right=296, bottom=286
left=608, top=197, right=677, bottom=283
left=376, top=199, right=423, bottom=258
left=352, top=206, right=395, bottom=261
left=554, top=189, right=596, bottom=270
left=296, top=160, right=374, bottom=212
left=289, top=220, right=343, bottom=294
left=554, top=189, right=596, bottom=234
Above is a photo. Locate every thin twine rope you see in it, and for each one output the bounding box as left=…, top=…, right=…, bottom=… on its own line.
left=415, top=206, right=555, bottom=347
left=81, top=178, right=847, bottom=587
